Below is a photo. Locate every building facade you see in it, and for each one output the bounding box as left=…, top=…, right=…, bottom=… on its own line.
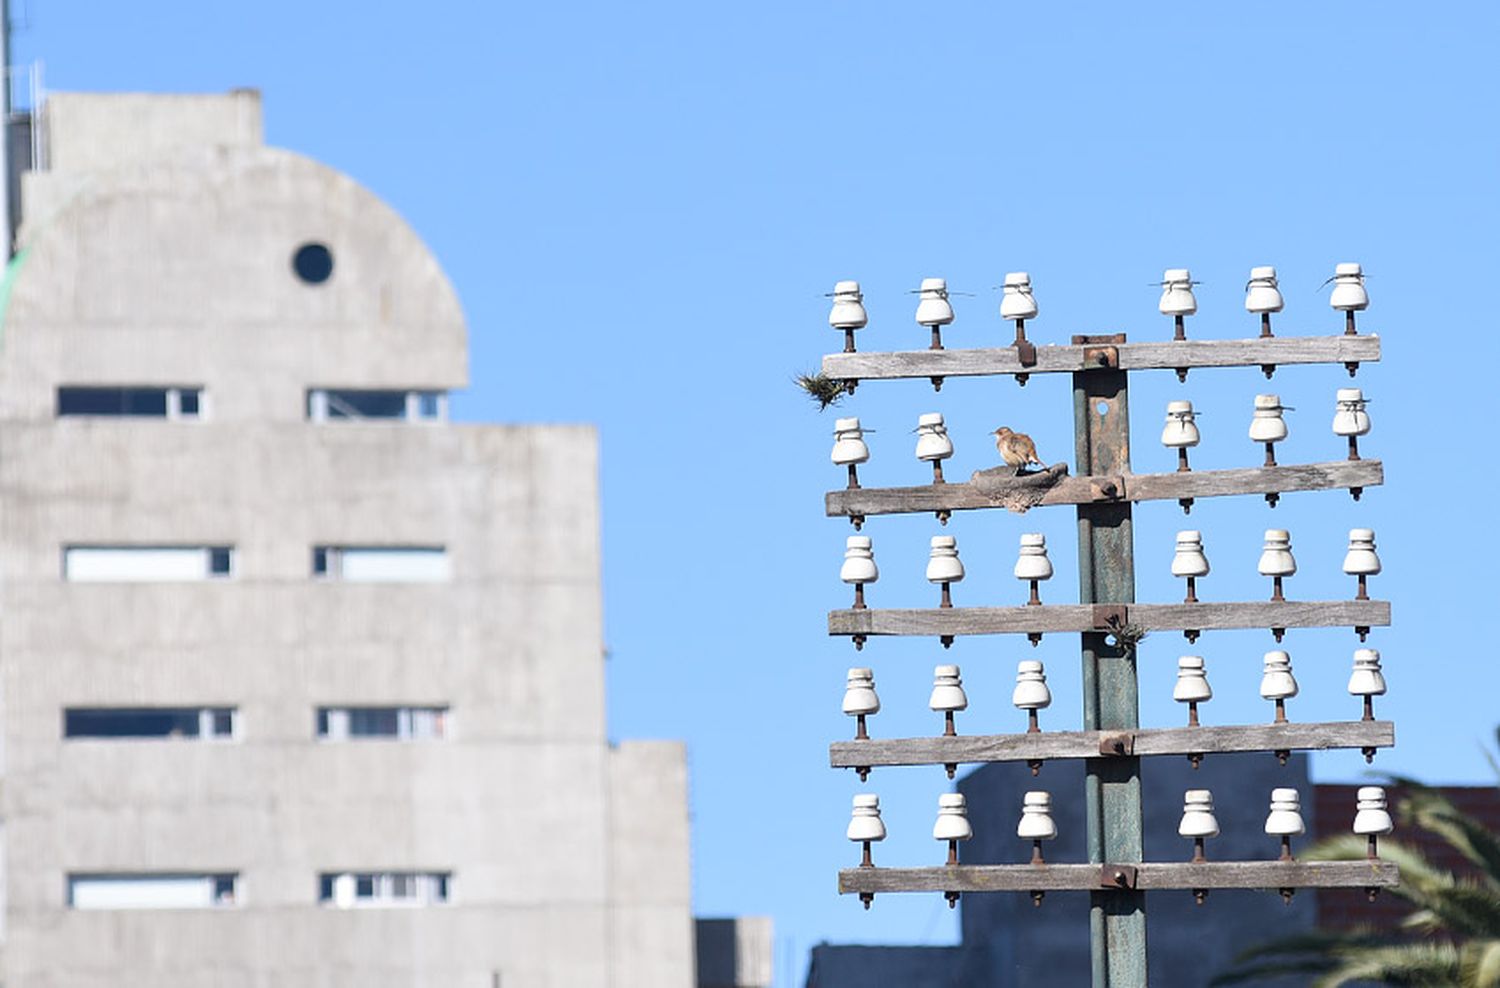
left=0, top=90, right=694, bottom=987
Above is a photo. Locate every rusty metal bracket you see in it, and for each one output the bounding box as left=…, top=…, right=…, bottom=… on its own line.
left=1098, top=731, right=1135, bottom=756
left=1015, top=339, right=1038, bottom=368
left=1083, top=344, right=1118, bottom=369
left=1100, top=864, right=1139, bottom=890
left=1073, top=333, right=1125, bottom=370
left=1089, top=476, right=1126, bottom=501
left=1091, top=604, right=1129, bottom=631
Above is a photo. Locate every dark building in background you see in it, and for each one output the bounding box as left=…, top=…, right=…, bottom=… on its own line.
left=809, top=754, right=1500, bottom=988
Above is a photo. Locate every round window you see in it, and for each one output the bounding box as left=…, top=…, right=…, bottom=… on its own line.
left=292, top=242, right=334, bottom=284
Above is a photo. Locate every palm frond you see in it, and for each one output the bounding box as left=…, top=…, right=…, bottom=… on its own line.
left=1309, top=941, right=1462, bottom=987
left=1392, top=781, right=1500, bottom=889
left=1395, top=881, right=1500, bottom=939
left=1212, top=935, right=1434, bottom=988
left=1460, top=939, right=1500, bottom=987
left=1227, top=928, right=1394, bottom=961
left=1306, top=835, right=1453, bottom=896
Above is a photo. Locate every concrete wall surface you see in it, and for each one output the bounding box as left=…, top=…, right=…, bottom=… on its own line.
left=696, top=916, right=774, bottom=988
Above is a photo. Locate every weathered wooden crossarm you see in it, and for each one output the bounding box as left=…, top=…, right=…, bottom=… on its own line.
left=826, top=460, right=1383, bottom=520
left=829, top=721, right=1394, bottom=770
left=838, top=860, right=1399, bottom=895
left=822, top=334, right=1381, bottom=382
left=829, top=600, right=1390, bottom=639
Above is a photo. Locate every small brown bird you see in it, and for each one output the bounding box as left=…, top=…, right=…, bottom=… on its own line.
left=992, top=427, right=1043, bottom=471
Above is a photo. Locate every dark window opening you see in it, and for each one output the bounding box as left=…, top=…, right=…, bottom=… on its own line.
left=321, top=390, right=408, bottom=419
left=64, top=707, right=234, bottom=739
left=67, top=708, right=197, bottom=738
left=58, top=386, right=202, bottom=418
left=349, top=708, right=402, bottom=737
left=59, top=387, right=168, bottom=416
left=293, top=243, right=335, bottom=285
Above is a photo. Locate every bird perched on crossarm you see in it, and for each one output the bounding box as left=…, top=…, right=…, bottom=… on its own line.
left=992, top=427, right=1043, bottom=472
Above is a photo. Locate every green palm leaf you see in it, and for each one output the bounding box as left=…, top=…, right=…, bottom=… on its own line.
left=1217, top=759, right=1500, bottom=987
left=1459, top=940, right=1500, bottom=987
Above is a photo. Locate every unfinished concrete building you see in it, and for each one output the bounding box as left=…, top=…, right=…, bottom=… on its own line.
left=0, top=89, right=694, bottom=987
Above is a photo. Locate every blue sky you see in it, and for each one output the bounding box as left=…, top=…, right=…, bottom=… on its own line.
left=18, top=2, right=1498, bottom=983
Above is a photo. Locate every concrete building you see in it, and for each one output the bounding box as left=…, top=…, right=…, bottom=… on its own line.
left=0, top=90, right=696, bottom=987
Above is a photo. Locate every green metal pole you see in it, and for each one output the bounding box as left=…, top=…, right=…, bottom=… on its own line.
left=1072, top=337, right=1147, bottom=986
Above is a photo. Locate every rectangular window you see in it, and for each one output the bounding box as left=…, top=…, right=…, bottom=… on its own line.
left=68, top=873, right=238, bottom=910
left=306, top=389, right=447, bottom=423
left=57, top=386, right=203, bottom=420
left=310, top=546, right=449, bottom=583
left=316, top=706, right=448, bottom=741
left=64, top=707, right=237, bottom=740
left=318, top=871, right=450, bottom=908
left=63, top=546, right=235, bottom=582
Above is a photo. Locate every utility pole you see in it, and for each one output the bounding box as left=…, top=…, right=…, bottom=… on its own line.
left=821, top=266, right=1394, bottom=986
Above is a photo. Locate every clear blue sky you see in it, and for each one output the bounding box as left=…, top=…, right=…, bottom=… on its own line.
left=19, top=2, right=1498, bottom=983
